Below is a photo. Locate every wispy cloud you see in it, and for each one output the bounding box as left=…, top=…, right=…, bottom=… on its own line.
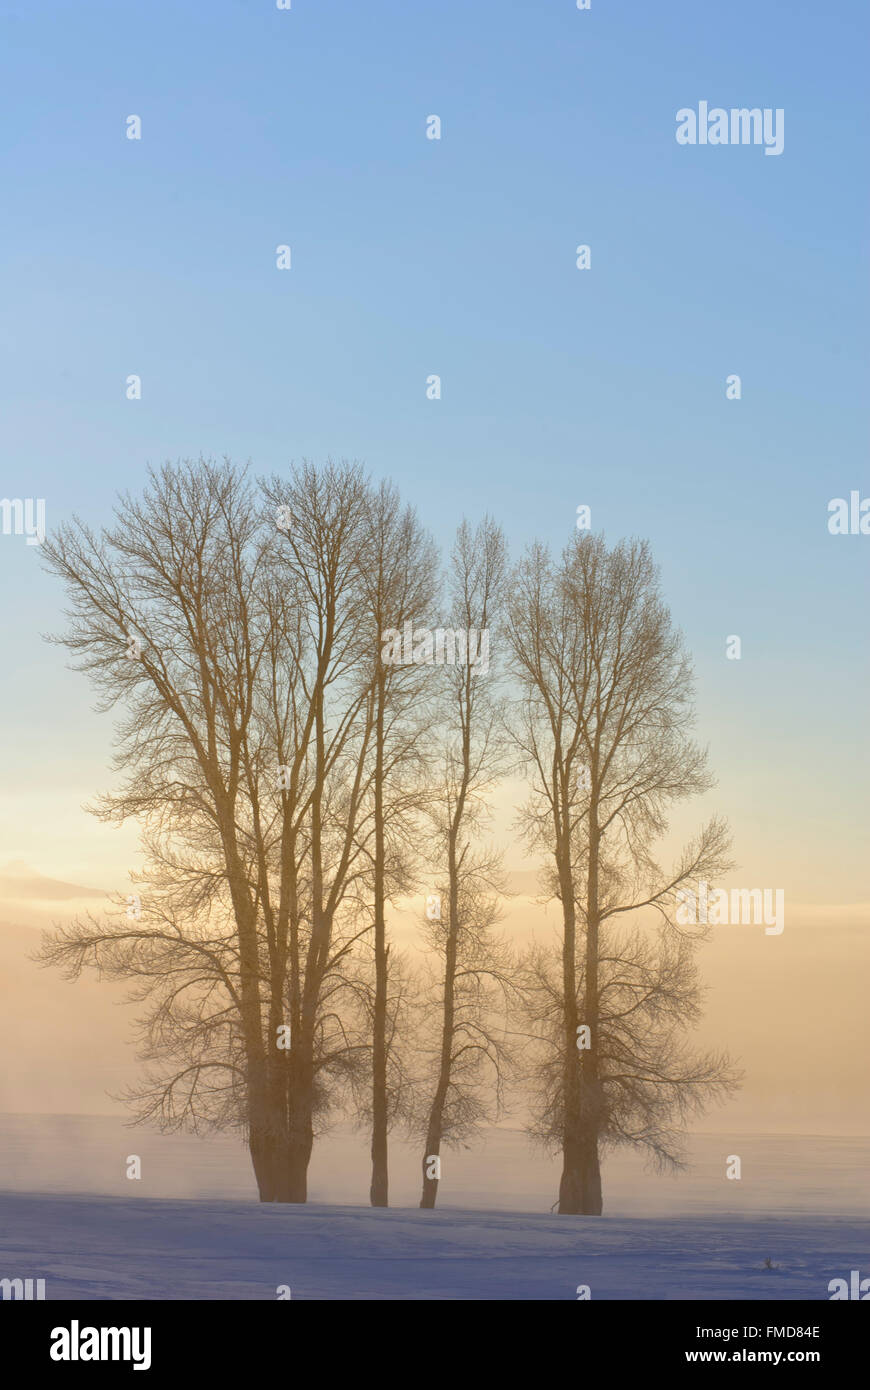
left=0, top=861, right=108, bottom=901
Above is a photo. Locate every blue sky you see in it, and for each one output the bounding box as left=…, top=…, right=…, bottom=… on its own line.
left=0, top=0, right=867, bottom=902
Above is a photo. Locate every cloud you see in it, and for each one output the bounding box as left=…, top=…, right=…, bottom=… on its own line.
left=0, top=861, right=108, bottom=901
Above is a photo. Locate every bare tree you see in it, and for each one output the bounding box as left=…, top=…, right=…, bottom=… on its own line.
left=358, top=481, right=438, bottom=1206
left=415, top=867, right=515, bottom=1208
left=39, top=464, right=740, bottom=1218
left=260, top=459, right=378, bottom=1200
left=506, top=532, right=738, bottom=1214
left=415, top=518, right=515, bottom=1209
left=40, top=458, right=379, bottom=1202
left=40, top=459, right=285, bottom=1198
left=519, top=923, right=741, bottom=1182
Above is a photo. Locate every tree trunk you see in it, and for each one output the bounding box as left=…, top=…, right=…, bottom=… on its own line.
left=224, top=841, right=276, bottom=1204
left=578, top=1097, right=603, bottom=1214
left=275, top=678, right=326, bottom=1206
left=419, top=1104, right=444, bottom=1208
left=283, top=1119, right=313, bottom=1203
left=246, top=1050, right=278, bottom=1202
left=370, top=976, right=389, bottom=1205
left=280, top=1047, right=314, bottom=1202
left=579, top=814, right=603, bottom=1215
left=420, top=822, right=459, bottom=1209
left=370, top=678, right=389, bottom=1207
left=557, top=813, right=584, bottom=1214
left=558, top=1066, right=584, bottom=1214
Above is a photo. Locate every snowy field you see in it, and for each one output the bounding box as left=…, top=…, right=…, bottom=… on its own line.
left=1, top=1115, right=867, bottom=1299
left=1, top=1192, right=867, bottom=1300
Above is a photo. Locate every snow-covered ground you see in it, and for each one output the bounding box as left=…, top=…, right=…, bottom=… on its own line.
left=1, top=1115, right=867, bottom=1299
left=1, top=1191, right=867, bottom=1300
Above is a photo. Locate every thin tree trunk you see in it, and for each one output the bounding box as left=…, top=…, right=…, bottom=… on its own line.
left=579, top=815, right=603, bottom=1214
left=419, top=969, right=454, bottom=1207
left=281, top=671, right=332, bottom=1206
left=557, top=798, right=584, bottom=1214
left=275, top=829, right=304, bottom=1203
left=370, top=678, right=389, bottom=1206
left=266, top=965, right=291, bottom=1201
left=419, top=820, right=460, bottom=1209
left=419, top=1098, right=446, bottom=1208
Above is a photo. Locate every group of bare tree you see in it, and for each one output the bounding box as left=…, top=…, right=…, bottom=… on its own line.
left=38, top=457, right=740, bottom=1215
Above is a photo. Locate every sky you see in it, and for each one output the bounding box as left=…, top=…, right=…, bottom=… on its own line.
left=0, top=0, right=867, bottom=1130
